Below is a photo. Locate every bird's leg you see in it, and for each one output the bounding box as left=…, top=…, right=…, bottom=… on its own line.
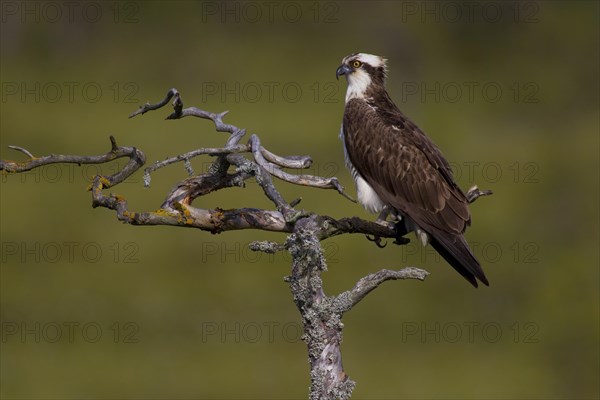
left=393, top=218, right=411, bottom=245
left=376, top=206, right=393, bottom=224
left=366, top=206, right=394, bottom=248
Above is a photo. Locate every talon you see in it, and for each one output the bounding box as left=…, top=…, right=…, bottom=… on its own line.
left=393, top=236, right=410, bottom=245
left=366, top=235, right=387, bottom=248
left=393, top=219, right=410, bottom=245
left=375, top=239, right=387, bottom=248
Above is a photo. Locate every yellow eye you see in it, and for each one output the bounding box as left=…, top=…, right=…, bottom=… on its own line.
left=352, top=60, right=362, bottom=68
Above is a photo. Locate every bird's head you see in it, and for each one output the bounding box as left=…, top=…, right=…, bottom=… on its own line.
left=336, top=53, right=388, bottom=101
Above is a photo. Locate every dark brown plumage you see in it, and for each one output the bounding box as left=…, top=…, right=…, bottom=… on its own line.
left=337, top=53, right=489, bottom=287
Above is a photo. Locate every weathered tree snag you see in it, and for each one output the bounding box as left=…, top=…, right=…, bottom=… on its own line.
left=1, top=88, right=490, bottom=399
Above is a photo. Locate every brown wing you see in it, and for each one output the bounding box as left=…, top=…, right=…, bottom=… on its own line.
left=343, top=98, right=470, bottom=235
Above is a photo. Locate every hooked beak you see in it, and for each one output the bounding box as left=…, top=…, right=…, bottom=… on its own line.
left=336, top=64, right=352, bottom=80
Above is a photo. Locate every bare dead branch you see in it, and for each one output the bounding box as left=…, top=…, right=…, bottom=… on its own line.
left=260, top=147, right=312, bottom=169
left=129, top=88, right=182, bottom=118
left=130, top=88, right=241, bottom=140
left=130, top=90, right=355, bottom=209
left=143, top=144, right=250, bottom=187
left=249, top=240, right=286, bottom=254
left=467, top=185, right=493, bottom=203
left=249, top=134, right=355, bottom=203
left=1, top=136, right=144, bottom=188
left=7, top=145, right=35, bottom=159
left=335, top=267, right=429, bottom=313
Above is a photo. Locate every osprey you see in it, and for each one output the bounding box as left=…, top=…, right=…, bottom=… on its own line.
left=336, top=53, right=489, bottom=287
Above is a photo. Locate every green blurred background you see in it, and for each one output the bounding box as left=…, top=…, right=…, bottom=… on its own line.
left=1, top=1, right=598, bottom=399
